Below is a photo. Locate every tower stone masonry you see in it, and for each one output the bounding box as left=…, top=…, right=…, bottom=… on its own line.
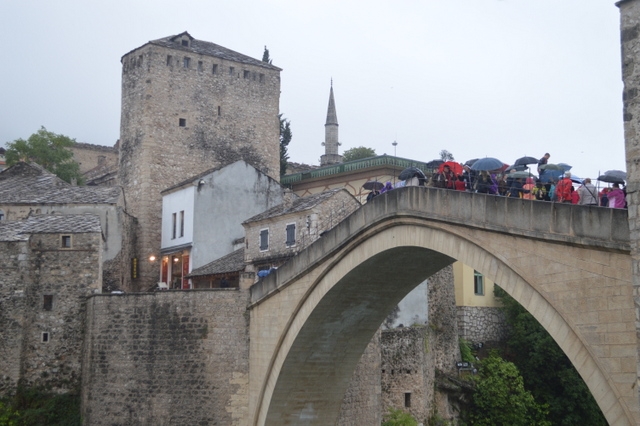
left=117, top=32, right=282, bottom=290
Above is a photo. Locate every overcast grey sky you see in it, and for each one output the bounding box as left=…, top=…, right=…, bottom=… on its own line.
left=0, top=0, right=626, bottom=180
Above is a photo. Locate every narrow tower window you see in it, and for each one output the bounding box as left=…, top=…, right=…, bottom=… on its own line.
left=43, top=295, right=53, bottom=311
left=172, top=213, right=177, bottom=239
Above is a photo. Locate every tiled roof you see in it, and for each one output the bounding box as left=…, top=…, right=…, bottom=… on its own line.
left=187, top=248, right=245, bottom=278
left=145, top=32, right=281, bottom=71
left=0, top=214, right=102, bottom=242
left=243, top=189, right=344, bottom=224
left=0, top=162, right=121, bottom=204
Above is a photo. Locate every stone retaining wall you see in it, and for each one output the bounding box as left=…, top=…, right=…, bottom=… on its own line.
left=457, top=306, right=508, bottom=343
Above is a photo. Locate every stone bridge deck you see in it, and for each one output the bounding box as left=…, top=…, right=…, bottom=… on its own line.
left=249, top=187, right=637, bottom=425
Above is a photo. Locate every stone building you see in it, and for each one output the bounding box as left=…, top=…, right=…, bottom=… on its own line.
left=0, top=214, right=102, bottom=396
left=242, top=188, right=360, bottom=274
left=158, top=160, right=288, bottom=290
left=117, top=31, right=282, bottom=290
left=0, top=162, right=135, bottom=291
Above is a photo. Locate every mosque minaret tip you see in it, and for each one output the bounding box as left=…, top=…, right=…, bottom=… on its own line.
left=320, top=80, right=343, bottom=166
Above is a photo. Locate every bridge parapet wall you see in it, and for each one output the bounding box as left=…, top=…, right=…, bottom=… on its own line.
left=252, top=187, right=629, bottom=305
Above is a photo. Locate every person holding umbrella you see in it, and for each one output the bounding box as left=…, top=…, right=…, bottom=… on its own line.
left=607, top=183, right=626, bottom=208
left=555, top=172, right=573, bottom=203
left=577, top=178, right=598, bottom=206
left=537, top=153, right=550, bottom=177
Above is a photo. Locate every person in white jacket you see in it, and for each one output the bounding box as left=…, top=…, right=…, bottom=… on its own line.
left=577, top=178, right=598, bottom=206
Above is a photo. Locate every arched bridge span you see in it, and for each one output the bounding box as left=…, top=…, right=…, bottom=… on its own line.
left=248, top=187, right=637, bottom=425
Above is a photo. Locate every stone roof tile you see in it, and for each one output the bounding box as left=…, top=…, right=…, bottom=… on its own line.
left=243, top=189, right=344, bottom=224
left=0, top=162, right=121, bottom=204
left=0, top=214, right=102, bottom=242
left=148, top=32, right=281, bottom=71
left=187, top=248, right=245, bottom=278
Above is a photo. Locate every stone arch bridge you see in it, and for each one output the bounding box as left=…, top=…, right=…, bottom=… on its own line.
left=248, top=187, right=637, bottom=426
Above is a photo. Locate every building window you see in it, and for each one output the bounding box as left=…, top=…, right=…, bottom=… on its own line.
left=404, top=393, right=411, bottom=408
left=243, top=70, right=250, bottom=79
left=259, top=73, right=264, bottom=83
left=183, top=57, right=190, bottom=68
left=43, top=295, right=53, bottom=311
left=179, top=210, right=185, bottom=238
left=474, top=270, right=484, bottom=295
left=61, top=235, right=71, bottom=248
left=179, top=118, right=186, bottom=127
left=172, top=213, right=177, bottom=239
left=212, top=64, right=218, bottom=74
left=286, top=224, right=296, bottom=247
left=198, top=61, right=203, bottom=72
left=259, top=229, right=269, bottom=251
left=42, top=332, right=49, bottom=343
left=0, top=210, right=4, bottom=220
left=181, top=39, right=189, bottom=47
left=229, top=66, right=235, bottom=76
left=217, top=106, right=221, bottom=116
left=166, top=55, right=173, bottom=66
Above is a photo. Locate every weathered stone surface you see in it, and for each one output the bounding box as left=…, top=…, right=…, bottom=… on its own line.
left=117, top=33, right=282, bottom=290
left=81, top=289, right=251, bottom=426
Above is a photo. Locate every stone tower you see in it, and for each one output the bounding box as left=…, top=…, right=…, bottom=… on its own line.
left=118, top=31, right=282, bottom=290
left=320, top=81, right=343, bottom=166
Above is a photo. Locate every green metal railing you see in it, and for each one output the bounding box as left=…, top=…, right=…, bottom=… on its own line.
left=281, top=155, right=437, bottom=186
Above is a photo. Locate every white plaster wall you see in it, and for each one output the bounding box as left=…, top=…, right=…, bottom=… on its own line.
left=191, top=161, right=286, bottom=269
left=161, top=186, right=195, bottom=249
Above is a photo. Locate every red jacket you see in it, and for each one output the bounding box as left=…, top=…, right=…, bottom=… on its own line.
left=556, top=178, right=573, bottom=203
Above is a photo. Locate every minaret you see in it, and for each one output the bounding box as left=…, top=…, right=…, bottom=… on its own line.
left=320, top=80, right=343, bottom=166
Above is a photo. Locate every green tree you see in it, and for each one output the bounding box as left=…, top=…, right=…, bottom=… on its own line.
left=343, top=146, right=376, bottom=162
left=495, top=286, right=607, bottom=426
left=439, top=150, right=454, bottom=161
left=279, top=114, right=292, bottom=177
left=382, top=408, right=418, bottom=426
left=5, top=127, right=84, bottom=184
left=470, top=353, right=550, bottom=426
left=262, top=46, right=272, bottom=64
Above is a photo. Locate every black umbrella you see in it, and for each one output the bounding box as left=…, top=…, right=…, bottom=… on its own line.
left=470, top=157, right=504, bottom=171
left=362, top=181, right=384, bottom=191
left=514, top=156, right=538, bottom=166
left=464, top=158, right=479, bottom=167
left=426, top=159, right=444, bottom=168
left=597, top=174, right=625, bottom=184
left=398, top=167, right=426, bottom=181
left=603, top=170, right=626, bottom=181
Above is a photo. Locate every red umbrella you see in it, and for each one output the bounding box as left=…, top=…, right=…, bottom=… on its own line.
left=438, top=161, right=463, bottom=175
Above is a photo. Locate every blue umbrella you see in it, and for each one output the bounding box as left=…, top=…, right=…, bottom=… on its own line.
left=470, top=157, right=504, bottom=171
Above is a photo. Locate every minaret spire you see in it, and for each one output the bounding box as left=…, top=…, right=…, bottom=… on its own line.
left=321, top=79, right=343, bottom=166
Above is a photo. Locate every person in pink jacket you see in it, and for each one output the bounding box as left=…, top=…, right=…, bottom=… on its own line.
left=607, top=183, right=626, bottom=208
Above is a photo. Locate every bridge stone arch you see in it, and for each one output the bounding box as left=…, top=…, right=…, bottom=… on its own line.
left=248, top=187, right=637, bottom=425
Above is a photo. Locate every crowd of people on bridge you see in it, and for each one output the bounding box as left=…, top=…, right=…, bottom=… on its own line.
left=366, top=153, right=627, bottom=209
